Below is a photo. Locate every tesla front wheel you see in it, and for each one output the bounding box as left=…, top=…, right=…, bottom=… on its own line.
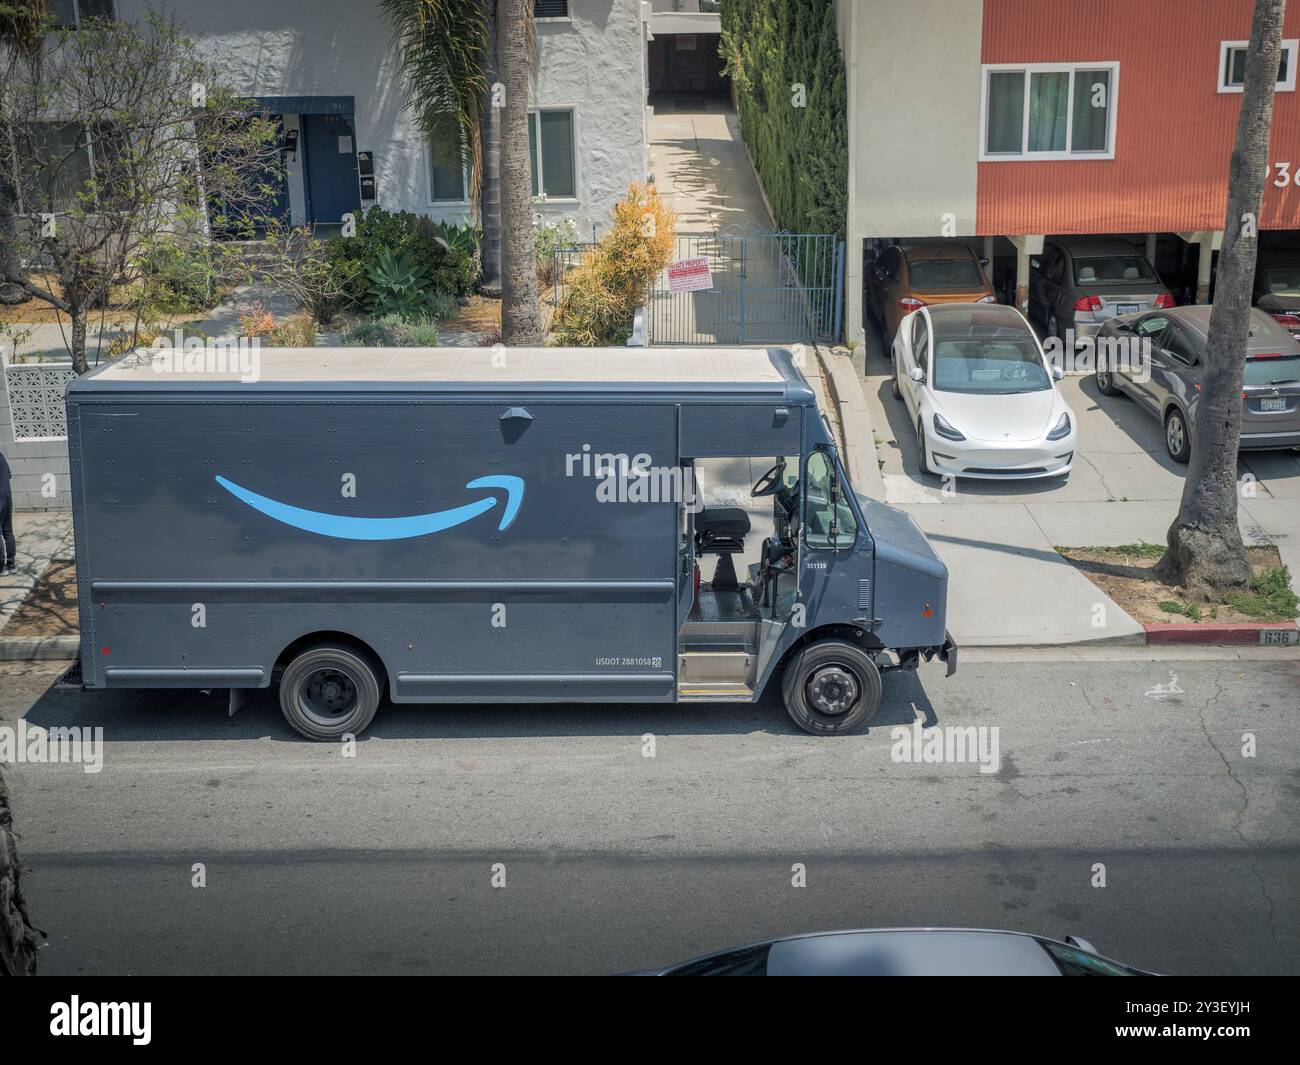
left=917, top=420, right=932, bottom=475
left=781, top=640, right=883, bottom=736
left=891, top=354, right=902, bottom=399
left=279, top=645, right=381, bottom=741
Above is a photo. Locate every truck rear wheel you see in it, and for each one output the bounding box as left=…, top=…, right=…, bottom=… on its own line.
left=279, top=645, right=381, bottom=741
left=781, top=639, right=882, bottom=735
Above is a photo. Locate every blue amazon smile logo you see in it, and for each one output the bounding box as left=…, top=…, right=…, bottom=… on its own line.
left=215, top=474, right=524, bottom=541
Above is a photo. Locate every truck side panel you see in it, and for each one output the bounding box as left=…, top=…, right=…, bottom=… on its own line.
left=71, top=396, right=681, bottom=700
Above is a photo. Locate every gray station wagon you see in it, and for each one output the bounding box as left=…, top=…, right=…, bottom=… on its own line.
left=1094, top=305, right=1300, bottom=462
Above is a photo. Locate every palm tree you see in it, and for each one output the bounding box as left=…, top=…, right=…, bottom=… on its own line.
left=1156, top=0, right=1286, bottom=598
left=495, top=0, right=539, bottom=343
left=0, top=0, right=48, bottom=305
left=383, top=0, right=539, bottom=344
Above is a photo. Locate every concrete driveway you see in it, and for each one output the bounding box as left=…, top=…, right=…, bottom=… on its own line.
left=851, top=334, right=1300, bottom=646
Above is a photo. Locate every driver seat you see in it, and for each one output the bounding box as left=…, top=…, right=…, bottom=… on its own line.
left=695, top=507, right=751, bottom=589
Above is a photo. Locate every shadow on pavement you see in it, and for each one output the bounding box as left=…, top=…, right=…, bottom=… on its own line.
left=20, top=662, right=943, bottom=744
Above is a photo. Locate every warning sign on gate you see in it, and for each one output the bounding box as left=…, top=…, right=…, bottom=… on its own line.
left=666, top=257, right=713, bottom=293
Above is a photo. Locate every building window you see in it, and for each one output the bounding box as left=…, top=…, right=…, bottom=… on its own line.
left=981, top=63, right=1119, bottom=161
left=50, top=0, right=115, bottom=25
left=1218, top=39, right=1298, bottom=93
left=16, top=122, right=95, bottom=213
left=428, top=132, right=467, bottom=202
left=528, top=109, right=575, bottom=199
left=533, top=0, right=569, bottom=19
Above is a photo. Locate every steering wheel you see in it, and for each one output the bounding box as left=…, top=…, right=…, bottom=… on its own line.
left=751, top=460, right=786, bottom=497
left=1000, top=363, right=1031, bottom=381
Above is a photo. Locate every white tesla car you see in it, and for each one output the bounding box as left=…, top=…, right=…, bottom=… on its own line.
left=891, top=303, right=1076, bottom=480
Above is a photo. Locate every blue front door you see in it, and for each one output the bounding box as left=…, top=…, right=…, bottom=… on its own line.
left=302, top=114, right=361, bottom=224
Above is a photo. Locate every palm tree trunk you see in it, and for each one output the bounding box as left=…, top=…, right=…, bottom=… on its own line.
left=480, top=88, right=503, bottom=295
left=1156, top=0, right=1285, bottom=599
left=497, top=0, right=539, bottom=344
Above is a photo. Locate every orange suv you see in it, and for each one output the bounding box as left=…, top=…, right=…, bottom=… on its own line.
left=866, top=242, right=997, bottom=344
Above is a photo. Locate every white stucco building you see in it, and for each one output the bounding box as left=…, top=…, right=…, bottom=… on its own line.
left=111, top=0, right=651, bottom=238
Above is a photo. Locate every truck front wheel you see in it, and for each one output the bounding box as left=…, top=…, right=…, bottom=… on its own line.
left=781, top=640, right=883, bottom=735
left=279, top=645, right=381, bottom=741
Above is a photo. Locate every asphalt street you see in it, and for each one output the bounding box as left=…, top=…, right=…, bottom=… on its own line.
left=2, top=650, right=1297, bottom=975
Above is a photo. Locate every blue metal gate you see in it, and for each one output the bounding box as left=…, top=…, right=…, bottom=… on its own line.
left=648, top=226, right=844, bottom=345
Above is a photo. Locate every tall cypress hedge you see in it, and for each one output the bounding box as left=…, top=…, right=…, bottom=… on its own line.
left=720, top=0, right=847, bottom=238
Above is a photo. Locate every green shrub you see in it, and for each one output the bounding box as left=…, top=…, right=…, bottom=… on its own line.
left=424, top=291, right=461, bottom=321
left=341, top=314, right=440, bottom=347
left=324, top=207, right=480, bottom=313
left=1226, top=566, right=1300, bottom=620
left=364, top=248, right=430, bottom=321
left=137, top=241, right=217, bottom=313
left=721, top=0, right=847, bottom=237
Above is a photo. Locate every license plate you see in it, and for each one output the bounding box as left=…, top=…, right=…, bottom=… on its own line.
left=1114, top=303, right=1140, bottom=314
left=1260, top=397, right=1287, bottom=412
left=1260, top=628, right=1299, bottom=646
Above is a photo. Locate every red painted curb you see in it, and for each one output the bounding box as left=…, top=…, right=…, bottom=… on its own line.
left=1143, top=621, right=1299, bottom=646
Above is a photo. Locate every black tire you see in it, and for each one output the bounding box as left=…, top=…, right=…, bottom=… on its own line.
left=1164, top=407, right=1191, bottom=464
left=279, top=645, right=382, bottom=741
left=1095, top=365, right=1122, bottom=396
left=917, top=420, right=931, bottom=476
left=891, top=352, right=902, bottom=399
left=781, top=639, right=883, bottom=736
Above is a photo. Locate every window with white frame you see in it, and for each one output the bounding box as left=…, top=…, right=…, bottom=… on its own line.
left=528, top=109, right=576, bottom=199
left=533, top=1, right=569, bottom=19
left=1218, top=39, right=1298, bottom=92
left=428, top=131, right=468, bottom=202
left=981, top=63, right=1119, bottom=161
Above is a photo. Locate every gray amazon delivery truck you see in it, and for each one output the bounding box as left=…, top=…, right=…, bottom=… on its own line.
left=65, top=346, right=954, bottom=740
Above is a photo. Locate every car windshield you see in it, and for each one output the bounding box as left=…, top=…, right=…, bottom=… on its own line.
left=1244, top=352, right=1300, bottom=387
left=931, top=338, right=1052, bottom=393
left=1073, top=255, right=1157, bottom=285
left=1038, top=941, right=1138, bottom=976
left=909, top=258, right=983, bottom=289
left=1263, top=265, right=1300, bottom=297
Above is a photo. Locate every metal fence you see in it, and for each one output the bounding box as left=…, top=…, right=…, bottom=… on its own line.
left=648, top=227, right=844, bottom=346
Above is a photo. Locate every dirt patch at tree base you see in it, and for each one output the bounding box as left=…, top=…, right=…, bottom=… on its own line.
left=1057, top=544, right=1297, bottom=625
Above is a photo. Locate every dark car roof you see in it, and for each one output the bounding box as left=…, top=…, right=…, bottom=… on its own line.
left=901, top=241, right=979, bottom=262
left=1051, top=237, right=1147, bottom=258
left=1159, top=306, right=1300, bottom=352
left=926, top=302, right=1031, bottom=336
left=656, top=927, right=1150, bottom=976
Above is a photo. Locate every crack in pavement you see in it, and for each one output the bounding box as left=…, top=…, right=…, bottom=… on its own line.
left=1199, top=670, right=1289, bottom=967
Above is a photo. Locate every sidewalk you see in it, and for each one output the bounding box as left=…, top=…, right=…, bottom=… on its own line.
left=649, top=96, right=774, bottom=231
left=0, top=510, right=74, bottom=634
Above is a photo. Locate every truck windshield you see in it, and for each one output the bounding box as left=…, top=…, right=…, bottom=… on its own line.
left=804, top=451, right=857, bottom=549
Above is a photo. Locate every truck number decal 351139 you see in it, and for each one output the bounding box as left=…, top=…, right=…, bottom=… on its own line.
left=214, top=474, right=525, bottom=540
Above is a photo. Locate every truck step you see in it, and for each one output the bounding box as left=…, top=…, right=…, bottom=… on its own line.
left=678, top=649, right=754, bottom=686
left=676, top=682, right=754, bottom=702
